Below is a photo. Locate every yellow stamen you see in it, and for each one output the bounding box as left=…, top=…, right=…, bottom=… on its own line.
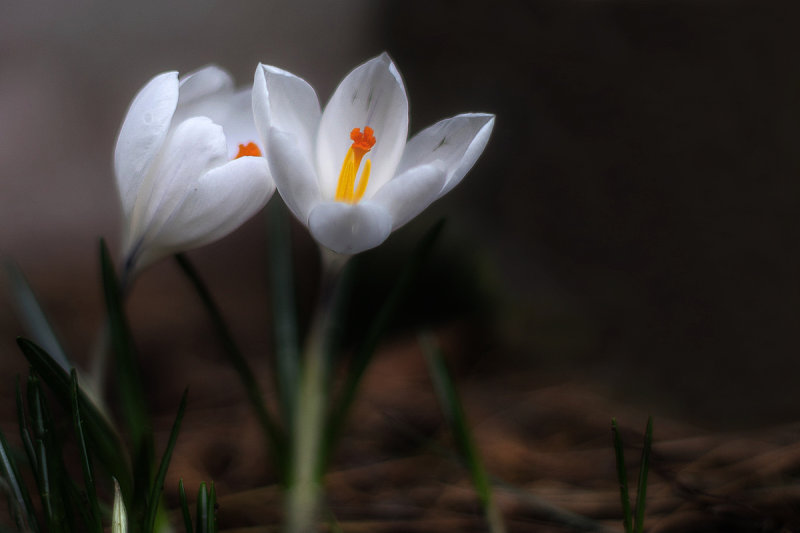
left=334, top=127, right=376, bottom=204
left=335, top=148, right=356, bottom=202
left=235, top=142, right=262, bottom=158
left=353, top=159, right=371, bottom=203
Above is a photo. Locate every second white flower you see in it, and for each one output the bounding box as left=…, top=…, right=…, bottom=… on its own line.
left=253, top=53, right=494, bottom=255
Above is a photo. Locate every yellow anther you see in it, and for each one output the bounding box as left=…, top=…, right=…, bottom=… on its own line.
left=353, top=159, right=371, bottom=203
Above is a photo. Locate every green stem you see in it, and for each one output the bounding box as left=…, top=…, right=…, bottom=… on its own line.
left=88, top=261, right=133, bottom=401
left=284, top=249, right=348, bottom=533
left=86, top=321, right=110, bottom=400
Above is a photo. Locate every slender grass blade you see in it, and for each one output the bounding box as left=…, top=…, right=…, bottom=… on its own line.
left=144, top=389, right=188, bottom=533
left=633, top=416, right=653, bottom=533
left=178, top=479, right=193, bottom=533
left=196, top=483, right=208, bottom=533
left=611, top=418, right=632, bottom=533
left=29, top=375, right=71, bottom=532
left=0, top=425, right=37, bottom=532
left=174, top=253, right=286, bottom=480
left=207, top=482, right=216, bottom=533
left=16, top=338, right=133, bottom=502
left=420, top=331, right=506, bottom=533
left=15, top=378, right=39, bottom=493
left=70, top=370, right=103, bottom=533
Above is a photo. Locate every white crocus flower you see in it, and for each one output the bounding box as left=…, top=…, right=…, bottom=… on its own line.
left=253, top=53, right=494, bottom=255
left=115, top=65, right=275, bottom=279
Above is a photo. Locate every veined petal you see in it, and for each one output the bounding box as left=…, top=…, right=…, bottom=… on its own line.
left=370, top=164, right=447, bottom=230
left=129, top=116, right=228, bottom=251
left=136, top=156, right=274, bottom=269
left=316, top=53, right=408, bottom=200
left=268, top=127, right=321, bottom=223
left=114, top=71, right=179, bottom=219
left=178, top=65, right=234, bottom=107
left=308, top=201, right=393, bottom=255
left=253, top=64, right=321, bottom=163
left=398, top=113, right=495, bottom=196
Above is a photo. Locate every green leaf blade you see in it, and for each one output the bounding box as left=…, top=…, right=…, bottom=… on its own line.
left=70, top=370, right=103, bottom=533
left=633, top=416, right=653, bottom=533
left=0, top=425, right=38, bottom=533
left=144, top=389, right=188, bottom=533
left=611, top=418, right=632, bottom=533
left=420, top=331, right=506, bottom=533
left=178, top=479, right=194, bottom=533
left=268, top=202, right=301, bottom=432
left=16, top=337, right=133, bottom=502
left=174, top=253, right=287, bottom=481
left=196, top=483, right=208, bottom=533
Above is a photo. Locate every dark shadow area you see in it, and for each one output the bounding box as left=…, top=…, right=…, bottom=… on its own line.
left=380, top=0, right=800, bottom=429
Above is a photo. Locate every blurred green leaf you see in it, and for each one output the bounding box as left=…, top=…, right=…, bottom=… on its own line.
left=0, top=423, right=37, bottom=532
left=267, top=202, right=301, bottom=434
left=195, top=483, right=208, bottom=533
left=420, top=331, right=506, bottom=533
left=323, top=220, right=445, bottom=470
left=16, top=338, right=132, bottom=503
left=4, top=261, right=70, bottom=373
left=174, top=253, right=287, bottom=481
left=612, top=417, right=653, bottom=533
left=633, top=417, right=653, bottom=533
left=70, top=370, right=103, bottom=533
left=611, top=418, right=632, bottom=533
left=16, top=378, right=39, bottom=494
left=144, top=389, right=188, bottom=533
left=178, top=479, right=193, bottom=533
left=206, top=482, right=216, bottom=533
left=28, top=374, right=69, bottom=532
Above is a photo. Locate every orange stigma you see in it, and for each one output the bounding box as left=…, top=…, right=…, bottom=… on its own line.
left=335, top=127, right=376, bottom=203
left=235, top=142, right=262, bottom=159
left=350, top=126, right=376, bottom=156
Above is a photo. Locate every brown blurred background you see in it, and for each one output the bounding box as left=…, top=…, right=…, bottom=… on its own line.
left=2, top=0, right=800, bottom=451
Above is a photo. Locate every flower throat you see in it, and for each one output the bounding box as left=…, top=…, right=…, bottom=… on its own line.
left=335, top=126, right=376, bottom=203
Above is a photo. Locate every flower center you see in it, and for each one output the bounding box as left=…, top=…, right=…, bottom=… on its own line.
left=235, top=142, right=262, bottom=158
left=335, top=126, right=376, bottom=203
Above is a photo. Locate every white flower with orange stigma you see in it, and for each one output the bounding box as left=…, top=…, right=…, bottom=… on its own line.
left=253, top=53, right=494, bottom=255
left=115, top=65, right=275, bottom=280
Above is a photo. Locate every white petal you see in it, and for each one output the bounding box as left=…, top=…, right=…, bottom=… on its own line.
left=253, top=64, right=321, bottom=163
left=137, top=156, right=274, bottom=268
left=370, top=164, right=447, bottom=230
left=177, top=65, right=234, bottom=107
left=308, top=201, right=392, bottom=254
left=173, top=67, right=257, bottom=159
left=316, top=53, right=408, bottom=200
left=206, top=88, right=260, bottom=159
left=398, top=113, right=495, bottom=196
left=114, top=71, right=179, bottom=219
left=128, top=116, right=228, bottom=252
left=267, top=127, right=321, bottom=223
